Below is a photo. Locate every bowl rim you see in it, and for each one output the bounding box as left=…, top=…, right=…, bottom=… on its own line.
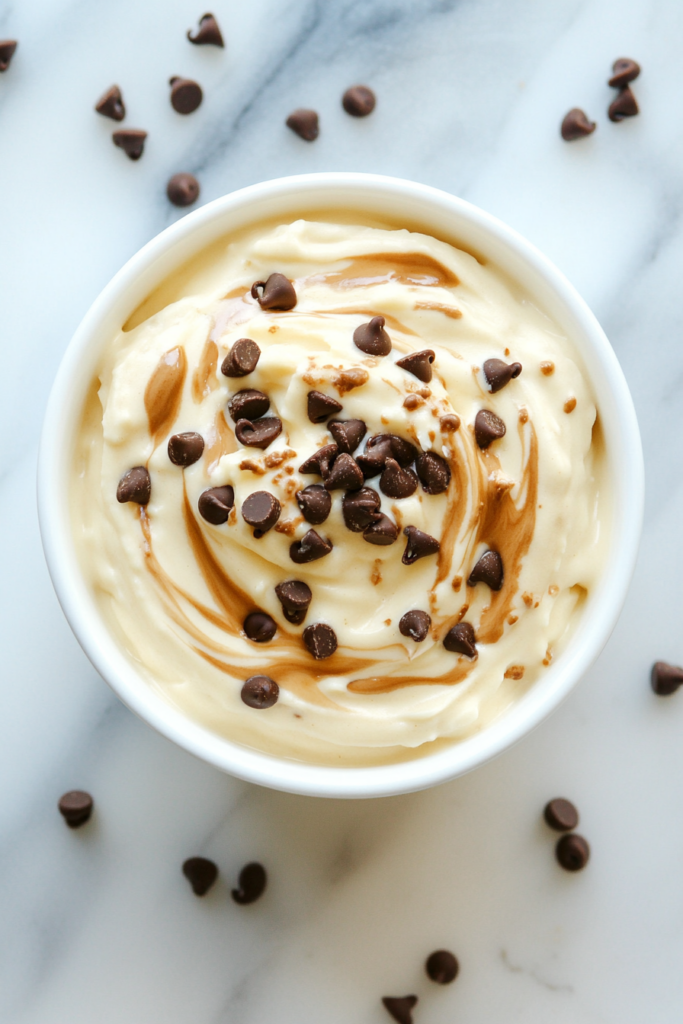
left=37, top=171, right=643, bottom=798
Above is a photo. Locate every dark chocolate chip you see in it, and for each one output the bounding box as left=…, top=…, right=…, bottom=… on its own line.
left=443, top=621, right=477, bottom=658
left=112, top=129, right=147, bottom=161
left=380, top=458, right=418, bottom=499
left=95, top=84, right=125, bottom=121
left=275, top=580, right=312, bottom=625
left=241, top=675, right=279, bottom=709
left=299, top=443, right=339, bottom=477
left=286, top=108, right=319, bottom=141
left=198, top=485, right=235, bottom=524
left=302, top=622, right=338, bottom=660
left=168, top=431, right=205, bottom=467
left=556, top=833, right=590, bottom=872
left=235, top=417, right=282, bottom=449
left=296, top=485, right=332, bottom=525
left=399, top=610, right=431, bottom=642
left=363, top=514, right=398, bottom=545
left=167, top=172, right=200, bottom=207
left=58, top=790, right=93, bottom=829
left=0, top=40, right=18, bottom=73
left=251, top=273, right=297, bottom=311
left=396, top=349, right=435, bottom=383
left=415, top=451, right=451, bottom=495
left=468, top=549, right=504, bottom=591
left=116, top=466, right=151, bottom=504
left=402, top=525, right=440, bottom=565
left=356, top=446, right=390, bottom=479
left=483, top=358, right=522, bottom=393
left=228, top=389, right=270, bottom=421
left=544, top=798, right=579, bottom=832
left=342, top=486, right=381, bottom=532
left=221, top=338, right=260, bottom=377
left=650, top=661, right=683, bottom=696
left=324, top=452, right=364, bottom=491
left=187, top=13, right=225, bottom=46
left=425, top=949, right=459, bottom=984
left=353, top=315, right=391, bottom=356
left=608, top=86, right=639, bottom=122
left=307, top=390, right=343, bottom=424
left=242, top=490, right=281, bottom=537
left=290, top=529, right=333, bottom=564
left=382, top=996, right=417, bottom=1024
left=474, top=409, right=506, bottom=449
left=182, top=856, right=218, bottom=895
left=243, top=611, right=277, bottom=643
left=231, top=862, right=267, bottom=904
left=328, top=418, right=366, bottom=454
left=365, top=433, right=418, bottom=468
left=170, top=76, right=203, bottom=114
left=608, top=57, right=640, bottom=88
left=560, top=108, right=596, bottom=141
left=342, top=84, right=376, bottom=117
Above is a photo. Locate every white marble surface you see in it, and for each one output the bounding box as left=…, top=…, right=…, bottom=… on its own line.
left=1, top=0, right=682, bottom=1020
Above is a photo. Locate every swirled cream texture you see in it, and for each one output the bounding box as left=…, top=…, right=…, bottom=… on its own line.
left=73, top=219, right=605, bottom=765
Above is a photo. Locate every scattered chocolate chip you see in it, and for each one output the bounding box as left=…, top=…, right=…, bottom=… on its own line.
left=182, top=856, right=218, bottom=895
left=58, top=790, right=93, bottom=828
left=342, top=487, right=381, bottom=532
left=299, top=443, right=339, bottom=478
left=286, top=108, right=319, bottom=141
left=168, top=431, right=205, bottom=467
left=363, top=514, right=399, bottom=545
left=556, top=833, right=590, bottom=872
left=307, top=390, right=343, bottom=423
left=380, top=458, right=418, bottom=499
left=560, top=108, right=596, bottom=141
left=425, top=949, right=459, bottom=984
left=353, top=315, right=392, bottom=356
left=170, top=76, right=203, bottom=114
left=243, top=611, right=277, bottom=643
left=360, top=434, right=418, bottom=479
left=399, top=610, right=431, bottom=642
left=396, top=349, right=435, bottom=383
left=382, top=996, right=417, bottom=1024
left=112, top=129, right=147, bottom=161
left=228, top=389, right=270, bottom=421
left=221, top=338, right=260, bottom=377
left=198, top=485, right=235, bottom=524
left=167, top=172, right=200, bottom=207
left=95, top=84, right=125, bottom=121
left=251, top=273, right=297, bottom=311
left=0, top=40, right=17, bottom=73
left=402, top=526, right=440, bottom=565
left=474, top=409, right=506, bottom=449
left=290, top=529, right=333, bottom=563
left=468, top=549, right=504, bottom=591
left=302, top=622, right=338, bottom=659
left=650, top=661, right=683, bottom=696
left=342, top=84, right=376, bottom=117
left=443, top=621, right=477, bottom=658
left=324, top=452, right=364, bottom=491
left=275, top=580, right=312, bottom=625
left=440, top=413, right=460, bottom=433
left=242, top=490, right=281, bottom=537
left=241, top=675, right=279, bottom=709
left=544, top=798, right=579, bottom=832
left=415, top=451, right=451, bottom=495
left=608, top=57, right=640, bottom=88
left=231, top=862, right=267, bottom=904
left=187, top=12, right=225, bottom=46
left=235, top=417, right=282, bottom=449
left=608, top=86, right=639, bottom=122
left=116, top=466, right=151, bottom=504
left=483, top=358, right=522, bottom=393
left=328, top=418, right=367, bottom=453
left=296, top=485, right=331, bottom=525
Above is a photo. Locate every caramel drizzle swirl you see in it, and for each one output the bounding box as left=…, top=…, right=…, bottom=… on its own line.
left=144, top=346, right=187, bottom=446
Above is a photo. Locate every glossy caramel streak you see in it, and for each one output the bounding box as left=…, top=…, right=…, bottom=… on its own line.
left=183, top=491, right=252, bottom=629
left=204, top=409, right=238, bottom=473
left=322, top=252, right=459, bottom=289
left=348, top=659, right=472, bottom=694
left=144, top=346, right=187, bottom=446
left=414, top=301, right=463, bottom=319
left=431, top=434, right=472, bottom=619
left=192, top=339, right=219, bottom=403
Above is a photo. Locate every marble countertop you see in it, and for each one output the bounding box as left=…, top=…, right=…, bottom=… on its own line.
left=1, top=0, right=682, bottom=1020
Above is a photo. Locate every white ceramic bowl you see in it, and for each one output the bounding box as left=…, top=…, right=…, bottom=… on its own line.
left=38, top=172, right=643, bottom=799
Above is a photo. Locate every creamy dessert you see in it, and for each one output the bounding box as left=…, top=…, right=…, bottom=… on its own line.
left=72, top=218, right=606, bottom=765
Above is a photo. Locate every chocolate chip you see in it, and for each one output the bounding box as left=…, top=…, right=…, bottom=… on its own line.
left=307, top=390, right=343, bottom=423
left=361, top=434, right=419, bottom=477
left=474, top=409, right=506, bottom=449
left=380, top=458, right=418, bottom=499
left=0, top=40, right=18, bottom=73
left=167, top=172, right=200, bottom=207
left=440, top=413, right=460, bottom=433
left=242, top=490, right=281, bottom=537
left=198, top=485, right=235, bottom=524
left=243, top=611, right=277, bottom=642
left=399, top=610, right=431, bottom=642
left=112, top=129, right=147, bottom=161
left=251, top=273, right=297, bottom=311
left=286, top=108, right=319, bottom=141
left=396, top=349, right=435, bottom=383
left=443, top=621, right=477, bottom=658
left=560, top=108, right=596, bottom=140
left=290, top=529, right=333, bottom=563
left=58, top=790, right=93, bottom=828
left=299, top=443, right=339, bottom=478
left=609, top=86, right=639, bottom=122
left=328, top=418, right=367, bottom=454
left=241, top=675, right=279, bottom=709
left=221, top=338, right=260, bottom=378
left=275, top=580, right=312, bottom=625
left=170, top=76, right=203, bottom=114
left=296, top=485, right=332, bottom=525
left=228, top=389, right=270, bottom=421
left=425, top=949, right=459, bottom=984
left=235, top=417, right=282, bottom=449
left=650, top=661, right=683, bottom=696
left=608, top=57, right=640, bottom=88
left=187, top=13, right=225, bottom=46
left=483, top=358, right=522, bottom=393
left=302, top=622, right=338, bottom=659
left=468, top=549, right=504, bottom=591
left=168, top=431, right=205, bottom=467
left=363, top=514, right=399, bottom=546
left=342, top=84, right=376, bottom=117
left=353, top=315, right=392, bottom=356
left=402, top=526, right=440, bottom=565
left=231, top=862, right=267, bottom=904
left=182, top=857, right=218, bottom=895
left=415, top=451, right=451, bottom=495
left=555, top=833, right=590, bottom=872
left=95, top=84, right=125, bottom=121
left=382, top=996, right=417, bottom=1024
left=342, top=487, right=381, bottom=532
left=116, top=466, right=151, bottom=504
left=324, top=452, right=364, bottom=491
left=544, top=798, right=579, bottom=832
